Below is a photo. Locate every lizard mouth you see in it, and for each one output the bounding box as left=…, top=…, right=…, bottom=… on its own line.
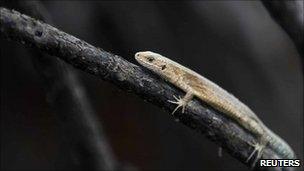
left=135, top=52, right=141, bottom=60
left=135, top=52, right=146, bottom=63
left=135, top=51, right=164, bottom=73
left=135, top=51, right=154, bottom=66
left=135, top=52, right=145, bottom=66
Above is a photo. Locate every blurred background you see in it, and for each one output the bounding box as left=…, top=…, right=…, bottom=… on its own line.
left=1, top=1, right=303, bottom=170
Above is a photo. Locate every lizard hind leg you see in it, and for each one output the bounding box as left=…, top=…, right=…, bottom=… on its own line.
left=246, top=137, right=268, bottom=168
left=168, top=91, right=194, bottom=115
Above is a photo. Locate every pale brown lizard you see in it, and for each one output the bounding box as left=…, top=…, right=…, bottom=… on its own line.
left=135, top=51, right=295, bottom=167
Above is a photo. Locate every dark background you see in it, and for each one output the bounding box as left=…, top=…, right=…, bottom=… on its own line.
left=1, top=1, right=303, bottom=170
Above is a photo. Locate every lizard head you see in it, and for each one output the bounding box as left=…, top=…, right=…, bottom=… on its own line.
left=135, top=51, right=180, bottom=82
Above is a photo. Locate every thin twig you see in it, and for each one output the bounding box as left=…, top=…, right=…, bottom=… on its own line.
left=1, top=2, right=119, bottom=170
left=0, top=7, right=296, bottom=170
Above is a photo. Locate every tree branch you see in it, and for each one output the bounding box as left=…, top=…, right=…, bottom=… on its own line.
left=0, top=7, right=296, bottom=170
left=2, top=2, right=119, bottom=170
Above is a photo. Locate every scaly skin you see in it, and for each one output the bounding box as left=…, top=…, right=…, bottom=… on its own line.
left=135, top=51, right=295, bottom=166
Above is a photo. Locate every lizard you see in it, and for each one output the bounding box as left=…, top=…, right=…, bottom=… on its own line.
left=135, top=51, right=295, bottom=167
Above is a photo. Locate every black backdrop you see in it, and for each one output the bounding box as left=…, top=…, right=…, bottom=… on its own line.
left=1, top=1, right=303, bottom=171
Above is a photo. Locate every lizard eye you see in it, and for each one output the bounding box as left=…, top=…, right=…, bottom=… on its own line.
left=161, top=65, right=166, bottom=70
left=147, top=56, right=154, bottom=62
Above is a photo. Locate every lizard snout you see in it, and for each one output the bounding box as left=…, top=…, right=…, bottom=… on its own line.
left=135, top=52, right=142, bottom=61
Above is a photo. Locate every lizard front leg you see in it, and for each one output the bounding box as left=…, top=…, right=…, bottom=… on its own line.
left=168, top=91, right=194, bottom=114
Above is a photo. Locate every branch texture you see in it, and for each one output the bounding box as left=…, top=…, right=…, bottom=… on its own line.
left=4, top=2, right=119, bottom=170
left=0, top=7, right=296, bottom=170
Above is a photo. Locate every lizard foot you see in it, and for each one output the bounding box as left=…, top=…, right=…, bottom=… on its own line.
left=168, top=95, right=187, bottom=114
left=168, top=92, right=194, bottom=115
left=246, top=140, right=267, bottom=168
left=218, top=147, right=223, bottom=157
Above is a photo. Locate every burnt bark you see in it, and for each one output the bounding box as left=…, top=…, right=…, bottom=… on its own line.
left=0, top=7, right=296, bottom=170
left=1, top=2, right=119, bottom=170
